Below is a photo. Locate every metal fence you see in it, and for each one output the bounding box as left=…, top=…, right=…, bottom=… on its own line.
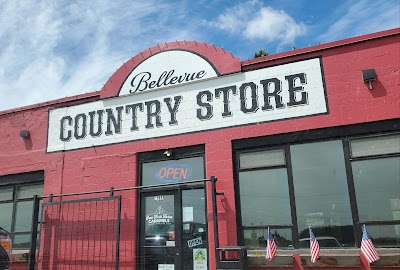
left=29, top=192, right=121, bottom=270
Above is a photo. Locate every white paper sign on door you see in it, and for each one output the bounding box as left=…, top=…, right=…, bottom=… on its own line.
left=183, top=207, right=193, bottom=222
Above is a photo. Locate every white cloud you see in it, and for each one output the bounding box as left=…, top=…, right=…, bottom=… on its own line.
left=318, top=0, right=400, bottom=42
left=208, top=0, right=306, bottom=45
left=0, top=0, right=200, bottom=111
left=244, top=7, right=306, bottom=44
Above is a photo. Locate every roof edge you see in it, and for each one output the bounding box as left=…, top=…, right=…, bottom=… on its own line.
left=241, top=28, right=400, bottom=66
left=0, top=91, right=101, bottom=116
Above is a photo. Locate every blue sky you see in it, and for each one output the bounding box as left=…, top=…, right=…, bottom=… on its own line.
left=0, top=0, right=399, bottom=111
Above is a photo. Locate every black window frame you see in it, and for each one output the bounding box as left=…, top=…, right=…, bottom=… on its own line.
left=235, top=146, right=298, bottom=248
left=0, top=171, right=44, bottom=249
left=346, top=133, right=400, bottom=229
left=232, top=118, right=400, bottom=249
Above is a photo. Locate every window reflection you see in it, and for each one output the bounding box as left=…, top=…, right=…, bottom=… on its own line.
left=0, top=187, right=13, bottom=201
left=243, top=228, right=292, bottom=248
left=15, top=201, right=34, bottom=232
left=352, top=157, right=400, bottom=222
left=350, top=134, right=400, bottom=157
left=12, top=233, right=31, bottom=249
left=364, top=225, right=400, bottom=247
left=0, top=203, right=13, bottom=231
left=239, top=169, right=291, bottom=226
left=239, top=149, right=285, bottom=169
left=291, top=140, right=354, bottom=247
left=17, top=184, right=44, bottom=199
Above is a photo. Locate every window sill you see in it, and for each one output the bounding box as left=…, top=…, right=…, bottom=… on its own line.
left=247, top=248, right=400, bottom=267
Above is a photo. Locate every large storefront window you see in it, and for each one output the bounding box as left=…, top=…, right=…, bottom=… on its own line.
left=236, top=132, right=400, bottom=249
left=238, top=149, right=293, bottom=248
left=350, top=134, right=400, bottom=246
left=0, top=176, right=43, bottom=249
left=291, top=141, right=354, bottom=247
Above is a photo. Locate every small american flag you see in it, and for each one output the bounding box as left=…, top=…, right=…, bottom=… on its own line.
left=309, top=228, right=320, bottom=263
left=361, top=225, right=379, bottom=264
left=265, top=227, right=277, bottom=261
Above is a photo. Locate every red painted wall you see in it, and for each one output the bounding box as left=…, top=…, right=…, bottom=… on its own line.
left=0, top=29, right=399, bottom=270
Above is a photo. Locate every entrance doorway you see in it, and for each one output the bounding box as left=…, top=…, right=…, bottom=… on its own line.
left=138, top=146, right=208, bottom=270
left=139, top=188, right=208, bottom=270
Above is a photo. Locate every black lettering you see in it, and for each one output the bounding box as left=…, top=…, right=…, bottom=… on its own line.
left=158, top=70, right=174, bottom=87
left=240, top=82, right=258, bottom=113
left=196, top=91, right=213, bottom=120
left=286, top=73, right=308, bottom=106
left=165, top=70, right=175, bottom=85
left=148, top=80, right=157, bottom=89
left=196, top=70, right=206, bottom=79
left=189, top=72, right=196, bottom=81
left=170, top=76, right=178, bottom=84
left=126, top=103, right=143, bottom=131
left=131, top=70, right=207, bottom=93
left=89, top=110, right=104, bottom=137
left=215, top=86, right=237, bottom=117
left=177, top=73, right=187, bottom=83
left=130, top=72, right=151, bottom=93
left=145, top=100, right=163, bottom=128
left=260, top=78, right=284, bottom=110
left=74, top=114, right=87, bottom=140
left=60, top=116, right=72, bottom=141
left=105, top=106, right=123, bottom=135
left=164, top=96, right=182, bottom=125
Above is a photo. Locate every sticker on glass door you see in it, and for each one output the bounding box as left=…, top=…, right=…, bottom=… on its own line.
left=158, top=264, right=174, bottom=270
left=193, top=249, right=207, bottom=270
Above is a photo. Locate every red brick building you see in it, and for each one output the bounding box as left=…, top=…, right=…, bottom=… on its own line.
left=0, top=28, right=399, bottom=270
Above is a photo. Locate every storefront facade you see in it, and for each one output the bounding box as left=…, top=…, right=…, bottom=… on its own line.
left=0, top=28, right=399, bottom=270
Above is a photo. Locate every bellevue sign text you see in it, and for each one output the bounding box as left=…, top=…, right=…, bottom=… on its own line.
left=47, top=57, right=327, bottom=152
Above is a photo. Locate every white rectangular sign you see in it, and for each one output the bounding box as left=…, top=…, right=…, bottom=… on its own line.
left=187, top=237, right=203, bottom=248
left=47, top=58, right=327, bottom=152
left=158, top=264, right=174, bottom=270
left=183, top=207, right=194, bottom=222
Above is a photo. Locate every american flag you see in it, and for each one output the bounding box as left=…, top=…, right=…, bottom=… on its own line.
left=361, top=225, right=379, bottom=264
left=265, top=227, right=277, bottom=261
left=309, top=228, right=320, bottom=263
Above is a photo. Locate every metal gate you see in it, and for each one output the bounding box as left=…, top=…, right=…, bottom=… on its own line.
left=27, top=177, right=227, bottom=270
left=29, top=193, right=121, bottom=270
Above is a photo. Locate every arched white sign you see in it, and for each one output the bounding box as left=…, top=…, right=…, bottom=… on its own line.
left=119, top=50, right=218, bottom=96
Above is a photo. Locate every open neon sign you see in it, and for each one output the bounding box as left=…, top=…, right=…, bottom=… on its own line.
left=156, top=164, right=193, bottom=183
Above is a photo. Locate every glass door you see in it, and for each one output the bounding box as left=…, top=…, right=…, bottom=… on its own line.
left=182, top=189, right=208, bottom=270
left=140, top=191, right=180, bottom=270
left=139, top=188, right=208, bottom=270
